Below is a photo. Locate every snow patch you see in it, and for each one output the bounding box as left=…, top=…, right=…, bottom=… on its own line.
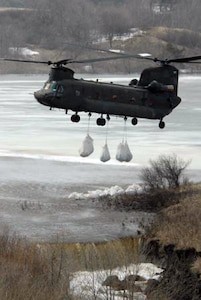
left=68, top=184, right=142, bottom=200
left=70, top=263, right=163, bottom=299
left=9, top=47, right=39, bottom=57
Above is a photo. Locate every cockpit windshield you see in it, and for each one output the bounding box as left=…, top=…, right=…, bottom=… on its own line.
left=44, top=82, right=51, bottom=90
left=44, top=81, right=57, bottom=91
left=43, top=81, right=63, bottom=93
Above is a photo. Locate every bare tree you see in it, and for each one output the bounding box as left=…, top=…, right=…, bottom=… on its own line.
left=1, top=0, right=201, bottom=65
left=140, top=154, right=190, bottom=190
left=98, top=4, right=132, bottom=47
left=171, top=0, right=201, bottom=31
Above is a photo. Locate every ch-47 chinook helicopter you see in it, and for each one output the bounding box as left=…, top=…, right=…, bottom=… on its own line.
left=2, top=52, right=201, bottom=129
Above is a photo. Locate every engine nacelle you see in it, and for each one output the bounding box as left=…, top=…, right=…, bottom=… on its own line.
left=147, top=80, right=174, bottom=93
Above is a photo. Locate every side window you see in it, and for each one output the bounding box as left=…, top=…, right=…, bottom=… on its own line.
left=51, top=82, right=58, bottom=92
left=44, top=82, right=51, bottom=90
left=75, top=89, right=81, bottom=96
left=57, top=85, right=64, bottom=94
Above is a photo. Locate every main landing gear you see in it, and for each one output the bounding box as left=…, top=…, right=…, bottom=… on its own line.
left=97, top=117, right=106, bottom=126
left=96, top=115, right=138, bottom=126
left=71, top=113, right=110, bottom=126
left=96, top=114, right=110, bottom=126
left=131, top=117, right=138, bottom=125
left=71, top=113, right=80, bottom=123
left=70, top=112, right=165, bottom=129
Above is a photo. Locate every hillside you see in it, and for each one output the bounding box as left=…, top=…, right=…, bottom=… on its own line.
left=1, top=26, right=201, bottom=74
left=0, top=0, right=124, bottom=7
left=0, top=0, right=201, bottom=74
left=143, top=184, right=201, bottom=299
left=0, top=0, right=32, bottom=8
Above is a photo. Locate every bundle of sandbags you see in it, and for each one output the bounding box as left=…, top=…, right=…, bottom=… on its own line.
left=79, top=134, right=94, bottom=157
left=116, top=140, right=133, bottom=162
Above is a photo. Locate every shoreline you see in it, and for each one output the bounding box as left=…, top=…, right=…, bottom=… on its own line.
left=0, top=155, right=200, bottom=242
left=0, top=155, right=147, bottom=243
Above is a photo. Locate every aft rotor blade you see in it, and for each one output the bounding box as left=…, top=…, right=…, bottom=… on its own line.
left=168, top=55, right=201, bottom=63
left=184, top=61, right=201, bottom=64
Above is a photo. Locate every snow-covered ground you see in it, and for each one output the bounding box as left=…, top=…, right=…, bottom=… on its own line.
left=71, top=263, right=163, bottom=300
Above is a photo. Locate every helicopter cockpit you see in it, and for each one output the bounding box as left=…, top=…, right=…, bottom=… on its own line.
left=43, top=81, right=64, bottom=94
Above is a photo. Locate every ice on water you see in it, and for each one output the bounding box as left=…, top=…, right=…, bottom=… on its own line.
left=0, top=74, right=201, bottom=169
left=0, top=73, right=200, bottom=241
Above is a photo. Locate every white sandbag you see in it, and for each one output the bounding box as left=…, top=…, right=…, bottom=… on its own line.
left=79, top=134, right=94, bottom=157
left=116, top=141, right=133, bottom=162
left=100, top=143, right=111, bottom=162
left=116, top=142, right=127, bottom=162
left=123, top=141, right=133, bottom=162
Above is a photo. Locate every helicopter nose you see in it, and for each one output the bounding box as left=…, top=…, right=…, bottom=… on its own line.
left=34, top=91, right=43, bottom=103
left=34, top=90, right=50, bottom=106
left=173, top=96, right=181, bottom=108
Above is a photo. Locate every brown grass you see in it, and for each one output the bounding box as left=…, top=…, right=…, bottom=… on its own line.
left=0, top=233, right=71, bottom=300
left=148, top=184, right=201, bottom=251
left=0, top=230, right=141, bottom=300
left=192, top=257, right=201, bottom=275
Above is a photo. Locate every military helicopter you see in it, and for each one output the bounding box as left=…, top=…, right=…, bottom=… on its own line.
left=2, top=52, right=201, bottom=129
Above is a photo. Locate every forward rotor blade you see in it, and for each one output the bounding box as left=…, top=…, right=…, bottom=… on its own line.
left=0, top=55, right=150, bottom=66
left=68, top=54, right=152, bottom=64
left=0, top=58, right=52, bottom=65
left=64, top=41, right=116, bottom=55
left=64, top=41, right=152, bottom=59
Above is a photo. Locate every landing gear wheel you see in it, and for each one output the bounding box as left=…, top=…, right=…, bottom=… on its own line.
left=71, top=114, right=80, bottom=123
left=159, top=120, right=165, bottom=129
left=131, top=117, right=138, bottom=126
left=96, top=117, right=106, bottom=126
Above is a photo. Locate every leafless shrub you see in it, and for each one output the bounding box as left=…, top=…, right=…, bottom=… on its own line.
left=140, top=154, right=190, bottom=191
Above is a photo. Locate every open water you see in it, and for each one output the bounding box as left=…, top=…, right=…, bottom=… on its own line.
left=0, top=73, right=200, bottom=241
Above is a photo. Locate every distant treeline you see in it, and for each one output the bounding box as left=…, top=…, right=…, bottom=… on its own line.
left=0, top=0, right=201, bottom=59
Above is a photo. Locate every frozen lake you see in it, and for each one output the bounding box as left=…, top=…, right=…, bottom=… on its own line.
left=0, top=73, right=200, bottom=241
left=0, top=73, right=200, bottom=169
